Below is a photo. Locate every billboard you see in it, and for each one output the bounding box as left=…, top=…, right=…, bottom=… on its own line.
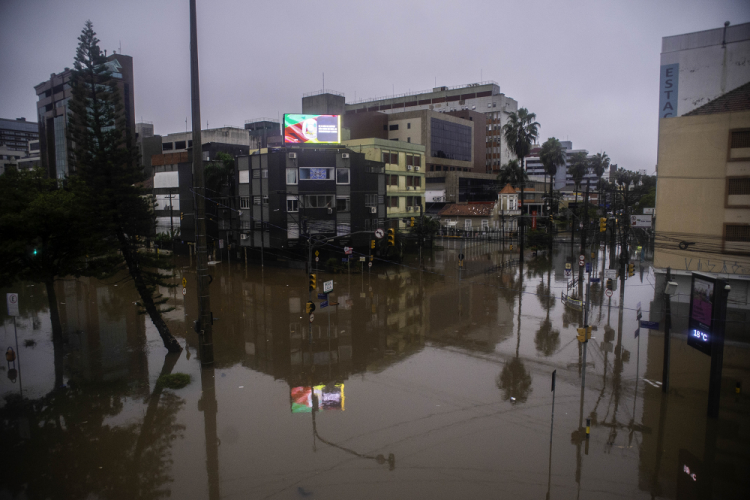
left=688, top=274, right=716, bottom=356
left=291, top=384, right=345, bottom=413
left=630, top=214, right=652, bottom=228
left=284, top=114, right=341, bottom=144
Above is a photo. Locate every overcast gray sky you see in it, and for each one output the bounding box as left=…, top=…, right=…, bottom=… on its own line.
left=1, top=0, right=748, bottom=172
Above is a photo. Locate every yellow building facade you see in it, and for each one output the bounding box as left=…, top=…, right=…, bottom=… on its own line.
left=343, top=138, right=426, bottom=230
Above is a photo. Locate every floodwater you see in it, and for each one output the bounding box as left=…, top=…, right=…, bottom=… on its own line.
left=1, top=240, right=749, bottom=499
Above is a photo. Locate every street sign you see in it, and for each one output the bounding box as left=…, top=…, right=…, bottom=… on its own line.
left=315, top=257, right=319, bottom=262
left=359, top=256, right=365, bottom=262
left=458, top=253, right=465, bottom=260
left=182, top=288, right=186, bottom=296
left=631, top=214, right=653, bottom=227
left=606, top=289, right=613, bottom=297
left=565, top=269, right=571, bottom=277
left=374, top=228, right=385, bottom=239
left=590, top=277, right=600, bottom=283
left=585, top=262, right=591, bottom=273
left=579, top=222, right=583, bottom=229
left=641, top=321, right=660, bottom=330
left=604, top=269, right=617, bottom=279
left=320, top=301, right=328, bottom=308
left=579, top=260, right=585, bottom=267
left=323, top=280, right=333, bottom=293
left=368, top=262, right=372, bottom=268
left=315, top=250, right=320, bottom=256
left=309, top=313, right=315, bottom=322
left=7, top=293, right=19, bottom=316
left=579, top=254, right=585, bottom=262
left=318, top=293, right=327, bottom=299
left=344, top=246, right=352, bottom=255
left=565, top=263, right=572, bottom=270
left=182, top=277, right=187, bottom=288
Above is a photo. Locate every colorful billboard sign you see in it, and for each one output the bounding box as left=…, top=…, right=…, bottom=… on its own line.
left=291, top=384, right=345, bottom=413
left=284, top=114, right=341, bottom=144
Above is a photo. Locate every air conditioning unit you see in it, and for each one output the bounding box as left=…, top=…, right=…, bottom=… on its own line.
left=415, top=166, right=420, bottom=172
left=407, top=186, right=413, bottom=191
left=288, top=152, right=297, bottom=159
left=342, top=153, right=350, bottom=159
left=370, top=206, right=377, bottom=214
left=240, top=234, right=248, bottom=240
left=407, top=165, right=412, bottom=171
left=407, top=206, right=413, bottom=212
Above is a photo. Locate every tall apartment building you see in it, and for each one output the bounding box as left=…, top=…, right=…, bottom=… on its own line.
left=343, top=82, right=518, bottom=173
left=236, top=147, right=386, bottom=252
left=0, top=117, right=38, bottom=152
left=525, top=141, right=596, bottom=189
left=35, top=53, right=135, bottom=179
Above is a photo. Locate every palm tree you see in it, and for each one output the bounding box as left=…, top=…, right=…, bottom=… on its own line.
left=497, top=159, right=528, bottom=189
left=568, top=151, right=589, bottom=196
left=589, top=152, right=610, bottom=208
left=540, top=137, right=566, bottom=213
left=502, top=109, right=539, bottom=261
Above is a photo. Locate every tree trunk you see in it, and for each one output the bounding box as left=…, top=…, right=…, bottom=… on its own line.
left=45, top=278, right=65, bottom=390
left=115, top=228, right=182, bottom=353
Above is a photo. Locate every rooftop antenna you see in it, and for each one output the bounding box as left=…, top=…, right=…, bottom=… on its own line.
left=722, top=21, right=730, bottom=48
left=323, top=72, right=324, bottom=90
left=119, top=40, right=122, bottom=53
left=481, top=68, right=483, bottom=81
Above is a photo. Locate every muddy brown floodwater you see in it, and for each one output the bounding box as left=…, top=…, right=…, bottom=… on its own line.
left=1, top=240, right=749, bottom=499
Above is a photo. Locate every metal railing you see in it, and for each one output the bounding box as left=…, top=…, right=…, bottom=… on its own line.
left=347, top=81, right=500, bottom=105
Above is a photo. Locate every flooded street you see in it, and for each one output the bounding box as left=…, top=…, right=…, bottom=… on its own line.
left=2, top=240, right=749, bottom=499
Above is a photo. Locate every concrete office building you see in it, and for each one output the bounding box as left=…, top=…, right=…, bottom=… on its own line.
left=659, top=22, right=750, bottom=119
left=35, top=54, right=135, bottom=179
left=344, top=82, right=518, bottom=173
left=245, top=118, right=282, bottom=148
left=343, top=138, right=425, bottom=230
left=160, top=127, right=257, bottom=157
left=0, top=117, right=38, bottom=152
left=302, top=90, right=345, bottom=115
left=236, top=147, right=386, bottom=253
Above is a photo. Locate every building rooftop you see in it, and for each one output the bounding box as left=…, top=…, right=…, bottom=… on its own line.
left=684, top=81, right=750, bottom=116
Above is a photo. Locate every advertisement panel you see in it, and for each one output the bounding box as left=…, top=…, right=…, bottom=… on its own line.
left=284, top=114, right=341, bottom=144
left=687, top=273, right=715, bottom=356
left=630, top=214, right=652, bottom=228
left=291, top=384, right=345, bottom=413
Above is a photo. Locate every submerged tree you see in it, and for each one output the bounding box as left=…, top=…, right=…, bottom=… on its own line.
left=68, top=21, right=181, bottom=352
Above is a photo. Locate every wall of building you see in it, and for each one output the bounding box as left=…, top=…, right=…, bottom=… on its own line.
left=301, top=92, right=346, bottom=115
left=660, top=22, right=750, bottom=118
left=654, top=109, right=750, bottom=274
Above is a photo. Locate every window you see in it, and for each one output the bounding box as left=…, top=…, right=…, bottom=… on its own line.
left=731, top=131, right=750, bottom=148
left=241, top=220, right=252, bottom=230
left=407, top=123, right=411, bottom=129
left=262, top=169, right=268, bottom=178
left=481, top=220, right=489, bottom=230
left=382, top=151, right=389, bottom=163
left=407, top=196, right=414, bottom=206
left=414, top=155, right=421, bottom=167
left=389, top=175, right=399, bottom=186
left=253, top=169, right=260, bottom=178
left=239, top=170, right=250, bottom=183
left=726, top=224, right=750, bottom=242
left=407, top=137, right=411, bottom=143
left=414, top=176, right=421, bottom=187
left=728, top=178, right=750, bottom=195
left=337, top=222, right=351, bottom=236
left=465, top=219, right=473, bottom=230
left=253, top=196, right=261, bottom=205
left=406, top=176, right=413, bottom=187
left=387, top=196, right=399, bottom=208
left=174, top=140, right=186, bottom=149
left=286, top=168, right=298, bottom=185
left=391, top=152, right=398, bottom=164
left=240, top=197, right=250, bottom=209
left=305, top=195, right=334, bottom=208
left=389, top=124, right=399, bottom=131
left=336, top=168, right=350, bottom=184
left=431, top=118, right=471, bottom=161
left=162, top=142, right=173, bottom=151
left=287, top=223, right=299, bottom=240
left=286, top=196, right=299, bottom=212
left=263, top=195, right=268, bottom=205
left=336, top=197, right=350, bottom=212
left=299, top=167, right=333, bottom=180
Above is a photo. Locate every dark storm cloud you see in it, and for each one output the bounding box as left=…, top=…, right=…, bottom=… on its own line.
left=1, top=0, right=748, bottom=172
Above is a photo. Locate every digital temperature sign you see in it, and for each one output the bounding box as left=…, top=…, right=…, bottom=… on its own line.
left=687, top=274, right=716, bottom=356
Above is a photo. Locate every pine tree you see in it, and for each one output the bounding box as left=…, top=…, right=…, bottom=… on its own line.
left=69, top=21, right=182, bottom=353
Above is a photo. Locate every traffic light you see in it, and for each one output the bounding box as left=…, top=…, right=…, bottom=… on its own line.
left=180, top=212, right=184, bottom=220
left=549, top=214, right=554, bottom=222
left=410, top=217, right=415, bottom=227
left=599, top=217, right=607, bottom=233
left=606, top=278, right=613, bottom=290
left=628, top=263, right=635, bottom=277
left=305, top=301, right=316, bottom=314
left=309, top=273, right=317, bottom=291
left=577, top=326, right=592, bottom=343
left=32, top=248, right=38, bottom=256
left=370, top=239, right=376, bottom=249
left=387, top=229, right=395, bottom=246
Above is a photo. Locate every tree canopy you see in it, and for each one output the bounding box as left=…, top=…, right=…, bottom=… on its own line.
left=502, top=108, right=539, bottom=168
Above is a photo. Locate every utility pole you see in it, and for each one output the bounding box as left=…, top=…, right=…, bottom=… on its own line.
left=519, top=181, right=524, bottom=262
left=662, top=267, right=672, bottom=393
left=580, top=180, right=589, bottom=285
left=190, top=0, right=213, bottom=365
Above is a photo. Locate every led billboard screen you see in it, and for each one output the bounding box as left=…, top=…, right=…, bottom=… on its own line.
left=687, top=274, right=715, bottom=356
left=284, top=114, right=341, bottom=144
